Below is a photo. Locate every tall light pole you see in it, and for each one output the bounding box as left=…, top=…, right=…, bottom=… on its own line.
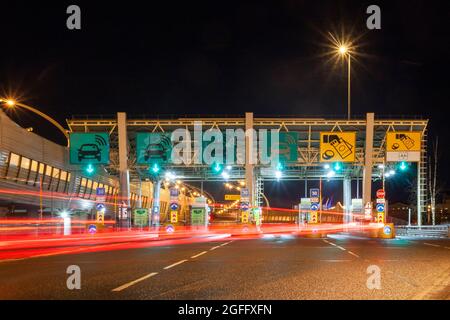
left=0, top=98, right=69, bottom=146
left=337, top=45, right=351, bottom=120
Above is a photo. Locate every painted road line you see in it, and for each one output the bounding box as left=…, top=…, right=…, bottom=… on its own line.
left=191, top=251, right=208, bottom=259
left=112, top=272, right=158, bottom=292
left=164, top=259, right=188, bottom=270
left=323, top=239, right=347, bottom=251
left=323, top=239, right=337, bottom=247
left=424, top=243, right=441, bottom=248
left=220, top=241, right=233, bottom=247
left=210, top=245, right=221, bottom=251
left=0, top=258, right=25, bottom=264
left=347, top=251, right=360, bottom=258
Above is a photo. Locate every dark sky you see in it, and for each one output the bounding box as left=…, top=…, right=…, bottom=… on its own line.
left=1, top=1, right=449, bottom=206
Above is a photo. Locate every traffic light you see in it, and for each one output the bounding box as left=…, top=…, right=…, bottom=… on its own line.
left=399, top=161, right=408, bottom=171
left=84, top=164, right=95, bottom=175
left=333, top=162, right=342, bottom=172
left=211, top=162, right=223, bottom=174
left=275, top=162, right=284, bottom=180
left=149, top=162, right=161, bottom=175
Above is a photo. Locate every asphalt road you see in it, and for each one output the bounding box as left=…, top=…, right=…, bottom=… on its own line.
left=0, top=234, right=449, bottom=300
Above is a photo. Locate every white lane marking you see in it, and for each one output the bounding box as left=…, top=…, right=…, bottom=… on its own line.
left=323, top=239, right=336, bottom=246
left=112, top=272, right=158, bottom=292
left=424, top=243, right=441, bottom=248
left=163, top=259, right=188, bottom=270
left=220, top=241, right=233, bottom=247
left=209, top=245, right=221, bottom=251
left=0, top=258, right=25, bottom=264
left=445, top=247, right=450, bottom=250
left=347, top=251, right=360, bottom=258
left=323, top=239, right=347, bottom=252
left=191, top=251, right=207, bottom=259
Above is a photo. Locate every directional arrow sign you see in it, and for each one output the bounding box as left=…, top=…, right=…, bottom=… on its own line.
left=170, top=203, right=179, bottom=211
left=310, top=203, right=319, bottom=211
left=240, top=202, right=250, bottom=211
left=376, top=203, right=385, bottom=213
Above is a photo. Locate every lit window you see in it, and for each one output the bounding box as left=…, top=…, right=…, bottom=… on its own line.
left=9, top=153, right=20, bottom=167
left=52, top=168, right=60, bottom=179
left=30, top=160, right=38, bottom=172
left=38, top=163, right=45, bottom=175
left=60, top=171, right=67, bottom=182
left=20, top=157, right=30, bottom=170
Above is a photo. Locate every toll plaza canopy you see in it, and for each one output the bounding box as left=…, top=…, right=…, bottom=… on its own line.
left=66, top=112, right=428, bottom=220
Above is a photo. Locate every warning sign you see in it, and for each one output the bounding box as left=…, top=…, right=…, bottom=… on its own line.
left=96, top=211, right=104, bottom=224
left=386, top=132, right=421, bottom=152
left=320, top=132, right=356, bottom=162
left=170, top=210, right=178, bottom=223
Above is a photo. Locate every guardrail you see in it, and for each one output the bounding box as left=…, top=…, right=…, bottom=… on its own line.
left=395, top=225, right=449, bottom=238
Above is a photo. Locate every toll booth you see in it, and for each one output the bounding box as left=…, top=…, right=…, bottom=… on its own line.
left=299, top=198, right=311, bottom=223
left=190, top=197, right=209, bottom=227
left=252, top=207, right=262, bottom=226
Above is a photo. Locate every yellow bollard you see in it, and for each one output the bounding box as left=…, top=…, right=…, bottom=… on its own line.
left=378, top=223, right=395, bottom=239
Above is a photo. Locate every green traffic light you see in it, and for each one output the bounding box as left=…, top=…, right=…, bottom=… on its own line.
left=150, top=163, right=160, bottom=174
left=399, top=161, right=408, bottom=171
left=85, top=164, right=95, bottom=175
left=333, top=162, right=342, bottom=171
left=212, top=163, right=223, bottom=173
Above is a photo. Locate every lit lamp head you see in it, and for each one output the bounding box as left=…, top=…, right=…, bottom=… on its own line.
left=338, top=45, right=348, bottom=55
left=0, top=99, right=16, bottom=107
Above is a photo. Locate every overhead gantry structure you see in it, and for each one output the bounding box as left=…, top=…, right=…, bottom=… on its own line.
left=67, top=112, right=428, bottom=225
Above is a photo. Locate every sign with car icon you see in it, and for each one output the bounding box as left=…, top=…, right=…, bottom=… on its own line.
left=69, top=133, right=110, bottom=165
left=136, top=132, right=173, bottom=165
left=263, top=132, right=299, bottom=164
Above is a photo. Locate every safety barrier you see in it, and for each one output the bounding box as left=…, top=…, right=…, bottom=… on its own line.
left=395, top=225, right=449, bottom=238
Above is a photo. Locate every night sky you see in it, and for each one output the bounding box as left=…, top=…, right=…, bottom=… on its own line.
left=1, top=1, right=449, bottom=207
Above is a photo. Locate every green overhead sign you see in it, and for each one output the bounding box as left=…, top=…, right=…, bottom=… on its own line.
left=136, top=132, right=173, bottom=165
left=263, top=132, right=299, bottom=164
left=69, top=133, right=110, bottom=165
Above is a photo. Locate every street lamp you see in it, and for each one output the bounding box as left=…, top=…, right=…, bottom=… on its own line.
left=0, top=98, right=69, bottom=146
left=328, top=33, right=355, bottom=120
left=337, top=45, right=352, bottom=120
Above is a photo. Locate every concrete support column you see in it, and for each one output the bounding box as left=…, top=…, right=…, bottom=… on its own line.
left=343, top=176, right=352, bottom=223
left=151, top=179, right=161, bottom=226
left=245, top=112, right=255, bottom=206
left=117, top=112, right=130, bottom=228
left=362, top=113, right=375, bottom=207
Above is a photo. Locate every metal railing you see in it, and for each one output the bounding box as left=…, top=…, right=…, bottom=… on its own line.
left=395, top=225, right=449, bottom=238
